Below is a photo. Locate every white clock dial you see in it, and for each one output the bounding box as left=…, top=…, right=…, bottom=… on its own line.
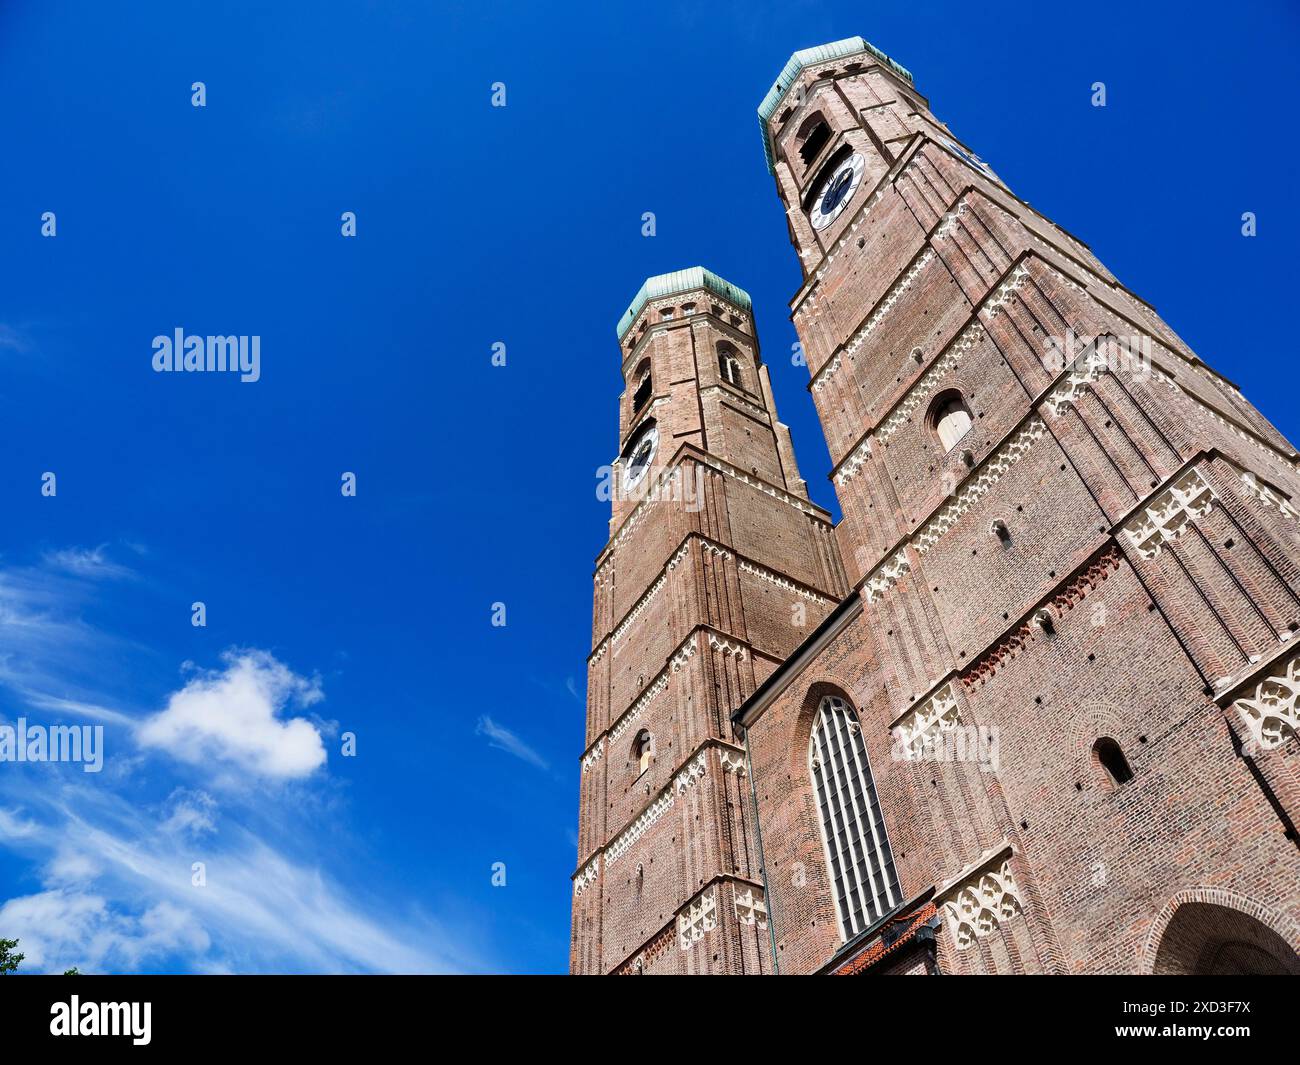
left=809, top=152, right=865, bottom=231
left=623, top=425, right=658, bottom=491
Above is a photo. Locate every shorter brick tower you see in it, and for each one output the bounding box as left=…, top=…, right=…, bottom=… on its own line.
left=571, top=268, right=848, bottom=974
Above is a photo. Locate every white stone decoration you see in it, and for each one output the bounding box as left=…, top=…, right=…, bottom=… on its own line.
left=668, top=637, right=697, bottom=674
left=678, top=890, right=717, bottom=950
left=674, top=750, right=708, bottom=794
left=581, top=738, right=604, bottom=772
left=666, top=541, right=691, bottom=570
left=980, top=264, right=1031, bottom=320
left=914, top=418, right=1048, bottom=554
left=1045, top=346, right=1110, bottom=416
left=718, top=748, right=747, bottom=776
left=609, top=671, right=669, bottom=743
left=874, top=323, right=984, bottom=446
left=934, top=198, right=970, bottom=238
left=835, top=435, right=873, bottom=486
left=611, top=571, right=667, bottom=644
left=1233, top=653, right=1300, bottom=751
left=1122, top=467, right=1217, bottom=560
left=695, top=452, right=820, bottom=518
left=708, top=633, right=747, bottom=659
left=815, top=251, right=936, bottom=399
left=701, top=385, right=769, bottom=421
left=865, top=548, right=912, bottom=603
left=942, top=858, right=1024, bottom=949
left=606, top=789, right=674, bottom=866
left=894, top=683, right=961, bottom=759
left=734, top=886, right=768, bottom=929
left=737, top=559, right=835, bottom=603
left=573, top=857, right=599, bottom=898
left=1239, top=471, right=1300, bottom=523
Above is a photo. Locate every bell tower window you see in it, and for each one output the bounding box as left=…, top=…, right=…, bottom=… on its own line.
left=718, top=346, right=743, bottom=387
left=632, top=360, right=652, bottom=414
left=798, top=115, right=831, bottom=165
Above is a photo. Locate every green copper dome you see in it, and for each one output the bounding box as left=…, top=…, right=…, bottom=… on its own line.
left=757, top=36, right=913, bottom=174
left=616, top=267, right=752, bottom=340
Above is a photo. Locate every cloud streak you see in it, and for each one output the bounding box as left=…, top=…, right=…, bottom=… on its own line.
left=475, top=715, right=549, bottom=770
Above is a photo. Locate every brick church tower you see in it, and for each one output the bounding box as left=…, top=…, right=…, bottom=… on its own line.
left=571, top=269, right=848, bottom=974
left=573, top=38, right=1300, bottom=975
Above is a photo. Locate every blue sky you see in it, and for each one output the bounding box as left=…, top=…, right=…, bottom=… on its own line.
left=0, top=1, right=1296, bottom=973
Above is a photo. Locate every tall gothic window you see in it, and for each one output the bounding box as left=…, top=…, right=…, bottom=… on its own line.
left=932, top=392, right=974, bottom=452
left=809, top=695, right=901, bottom=940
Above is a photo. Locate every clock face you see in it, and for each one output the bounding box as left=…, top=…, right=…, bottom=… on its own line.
left=623, top=425, right=658, bottom=491
left=809, top=153, right=865, bottom=231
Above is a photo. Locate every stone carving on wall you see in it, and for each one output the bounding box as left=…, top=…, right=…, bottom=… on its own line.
left=1239, top=470, right=1300, bottom=524
left=942, top=857, right=1024, bottom=950
left=606, top=790, right=674, bottom=866
left=737, top=559, right=835, bottom=603
left=1045, top=345, right=1110, bottom=416
left=894, top=683, right=961, bottom=759
left=980, top=263, right=1031, bottom=320
left=865, top=548, right=911, bottom=603
left=678, top=889, right=717, bottom=951
left=708, top=632, right=748, bottom=659
left=1233, top=653, right=1300, bottom=751
left=674, top=750, right=709, bottom=794
left=1122, top=467, right=1216, bottom=560
left=718, top=747, right=747, bottom=776
left=734, top=886, right=768, bottom=929
left=573, top=857, right=599, bottom=898
left=835, top=435, right=872, bottom=486
left=609, top=671, right=669, bottom=744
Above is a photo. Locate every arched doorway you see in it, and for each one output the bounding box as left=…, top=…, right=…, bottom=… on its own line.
left=1152, top=902, right=1300, bottom=975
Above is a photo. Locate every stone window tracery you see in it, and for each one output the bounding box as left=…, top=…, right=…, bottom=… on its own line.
left=809, top=695, right=901, bottom=940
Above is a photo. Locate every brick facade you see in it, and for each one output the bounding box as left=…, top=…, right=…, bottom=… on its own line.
left=572, top=37, right=1300, bottom=976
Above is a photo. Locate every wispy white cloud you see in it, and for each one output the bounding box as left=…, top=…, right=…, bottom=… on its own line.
left=475, top=715, right=549, bottom=770
left=0, top=556, right=494, bottom=975
left=41, top=545, right=133, bottom=580
left=0, top=889, right=210, bottom=974
left=0, top=785, right=485, bottom=973
left=137, top=651, right=327, bottom=782
left=160, top=789, right=217, bottom=838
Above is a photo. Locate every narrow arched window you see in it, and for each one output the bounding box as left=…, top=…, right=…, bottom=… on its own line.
left=718, top=347, right=742, bottom=387
left=1094, top=737, right=1133, bottom=785
left=809, top=695, right=900, bottom=939
left=634, top=729, right=653, bottom=775
left=932, top=393, right=973, bottom=452
left=632, top=360, right=652, bottom=414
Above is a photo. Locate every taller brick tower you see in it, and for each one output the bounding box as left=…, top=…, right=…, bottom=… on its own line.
left=571, top=269, right=848, bottom=974
left=732, top=36, right=1300, bottom=974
